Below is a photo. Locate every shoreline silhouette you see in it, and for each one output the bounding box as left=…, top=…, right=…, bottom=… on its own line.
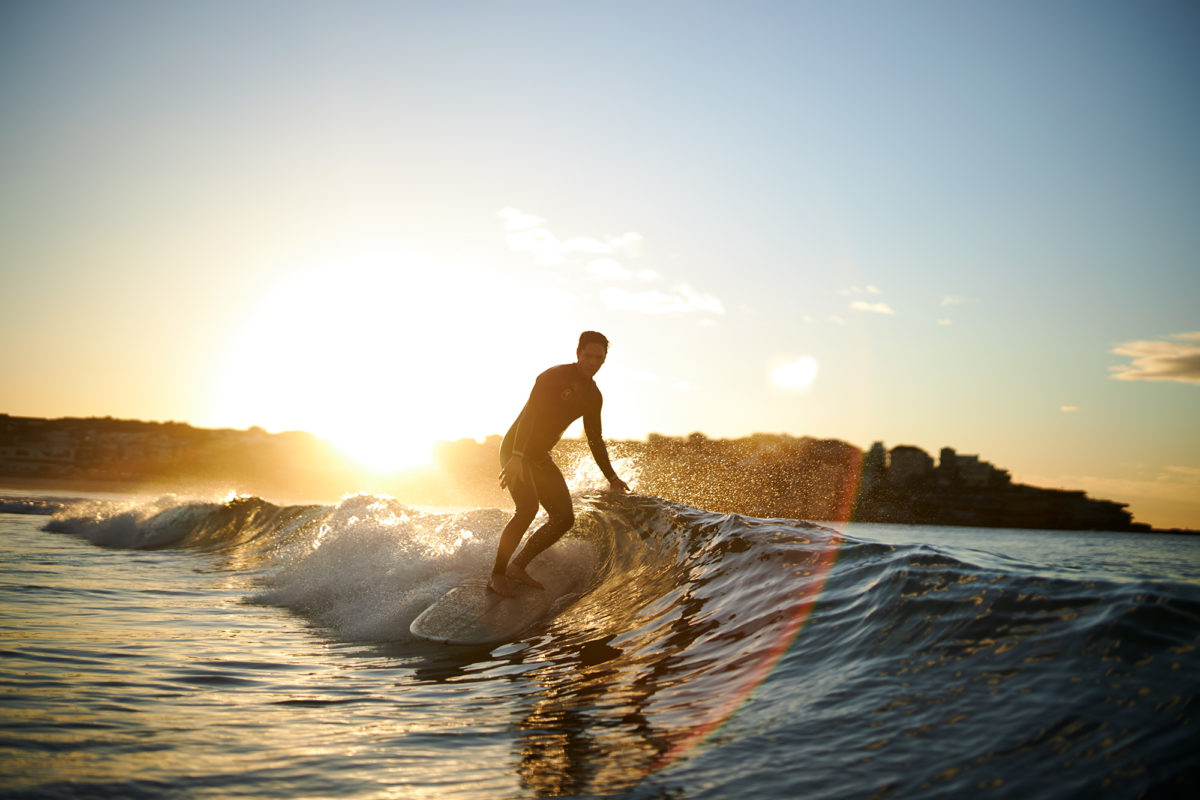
left=2, top=413, right=1192, bottom=534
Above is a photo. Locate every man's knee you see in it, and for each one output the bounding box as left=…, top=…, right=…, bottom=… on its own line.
left=548, top=508, right=575, bottom=532
left=511, top=504, right=538, bottom=528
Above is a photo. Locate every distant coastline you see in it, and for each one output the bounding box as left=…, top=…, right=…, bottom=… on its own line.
left=2, top=414, right=1193, bottom=535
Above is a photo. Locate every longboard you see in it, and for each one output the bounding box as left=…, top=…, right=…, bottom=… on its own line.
left=410, top=580, right=556, bottom=645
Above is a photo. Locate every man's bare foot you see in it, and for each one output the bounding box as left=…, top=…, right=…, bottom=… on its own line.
left=506, top=564, right=544, bottom=590
left=487, top=573, right=517, bottom=598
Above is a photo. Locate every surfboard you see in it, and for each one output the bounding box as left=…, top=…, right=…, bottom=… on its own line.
left=410, top=580, right=556, bottom=645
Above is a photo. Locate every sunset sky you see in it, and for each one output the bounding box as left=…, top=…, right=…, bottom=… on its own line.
left=2, top=1, right=1198, bottom=528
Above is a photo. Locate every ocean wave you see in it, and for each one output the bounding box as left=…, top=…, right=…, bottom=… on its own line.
left=41, top=492, right=1199, bottom=659
left=40, top=490, right=1200, bottom=795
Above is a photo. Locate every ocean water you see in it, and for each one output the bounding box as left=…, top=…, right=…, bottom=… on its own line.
left=2, top=487, right=1198, bottom=799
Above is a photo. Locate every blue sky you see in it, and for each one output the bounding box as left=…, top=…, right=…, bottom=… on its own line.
left=1, top=1, right=1198, bottom=527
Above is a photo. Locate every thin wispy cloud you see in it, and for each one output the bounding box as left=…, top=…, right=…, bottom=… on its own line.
left=1060, top=405, right=1079, bottom=413
left=936, top=295, right=971, bottom=326
left=601, top=284, right=725, bottom=315
left=499, top=208, right=643, bottom=266
left=605, top=232, right=644, bottom=254
left=840, top=285, right=883, bottom=297
left=503, top=226, right=640, bottom=266
left=1110, top=332, right=1200, bottom=386
left=498, top=208, right=545, bottom=232
left=585, top=258, right=657, bottom=281
left=499, top=208, right=722, bottom=316
left=849, top=300, right=896, bottom=315
left=841, top=285, right=895, bottom=315
left=1164, top=465, right=1200, bottom=483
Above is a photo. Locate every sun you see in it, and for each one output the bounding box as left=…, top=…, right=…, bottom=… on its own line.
left=323, top=422, right=435, bottom=473
left=210, top=246, right=514, bottom=474
left=770, top=355, right=819, bottom=392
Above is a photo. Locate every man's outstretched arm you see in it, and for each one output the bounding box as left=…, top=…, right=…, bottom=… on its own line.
left=584, top=409, right=628, bottom=493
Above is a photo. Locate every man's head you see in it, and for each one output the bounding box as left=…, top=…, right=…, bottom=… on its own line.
left=578, top=331, right=609, bottom=353
left=576, top=330, right=609, bottom=378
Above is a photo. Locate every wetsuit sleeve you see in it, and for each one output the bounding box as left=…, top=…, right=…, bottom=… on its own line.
left=583, top=395, right=618, bottom=481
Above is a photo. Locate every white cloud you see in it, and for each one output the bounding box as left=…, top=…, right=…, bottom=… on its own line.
left=841, top=285, right=895, bottom=315
left=1110, top=332, right=1200, bottom=386
left=936, top=318, right=953, bottom=326
left=585, top=258, right=657, bottom=281
left=498, top=207, right=545, bottom=232
left=600, top=287, right=674, bottom=314
left=500, top=208, right=722, bottom=315
left=504, top=229, right=625, bottom=266
left=850, top=300, right=896, bottom=315
left=607, top=232, right=644, bottom=255
left=562, top=236, right=611, bottom=254
left=587, top=259, right=630, bottom=280
left=506, top=226, right=567, bottom=265
left=499, top=209, right=645, bottom=267
left=1060, top=405, right=1078, bottom=413
left=675, top=284, right=725, bottom=314
left=601, top=284, right=725, bottom=315
left=940, top=295, right=968, bottom=307
left=770, top=356, right=819, bottom=392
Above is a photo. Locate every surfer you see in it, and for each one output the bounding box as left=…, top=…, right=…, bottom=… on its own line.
left=489, top=331, right=629, bottom=597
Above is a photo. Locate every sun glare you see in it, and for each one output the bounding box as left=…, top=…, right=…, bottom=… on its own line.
left=771, top=356, right=819, bottom=391
left=211, top=246, right=514, bottom=474
left=326, top=424, right=435, bottom=473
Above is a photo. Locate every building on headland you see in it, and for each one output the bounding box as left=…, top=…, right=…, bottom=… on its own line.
left=937, top=447, right=1011, bottom=489
left=888, top=445, right=934, bottom=484
left=863, top=443, right=1009, bottom=490
left=855, top=441, right=1142, bottom=531
left=861, top=441, right=887, bottom=496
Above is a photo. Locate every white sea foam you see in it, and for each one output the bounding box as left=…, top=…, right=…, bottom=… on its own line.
left=256, top=493, right=595, bottom=641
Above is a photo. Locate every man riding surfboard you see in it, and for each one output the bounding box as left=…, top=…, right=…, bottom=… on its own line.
left=489, top=331, right=629, bottom=597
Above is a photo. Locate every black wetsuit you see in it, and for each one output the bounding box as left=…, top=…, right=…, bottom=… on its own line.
left=494, top=363, right=618, bottom=574
left=501, top=363, right=617, bottom=479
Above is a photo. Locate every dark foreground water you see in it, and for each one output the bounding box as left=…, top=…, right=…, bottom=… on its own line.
left=2, top=490, right=1198, bottom=798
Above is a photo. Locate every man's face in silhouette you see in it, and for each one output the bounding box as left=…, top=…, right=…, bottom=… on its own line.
left=576, top=343, right=607, bottom=378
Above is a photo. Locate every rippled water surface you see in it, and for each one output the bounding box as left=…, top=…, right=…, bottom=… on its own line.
left=2, top=492, right=1198, bottom=798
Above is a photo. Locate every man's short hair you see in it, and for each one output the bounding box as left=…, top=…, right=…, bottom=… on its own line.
left=578, top=331, right=609, bottom=352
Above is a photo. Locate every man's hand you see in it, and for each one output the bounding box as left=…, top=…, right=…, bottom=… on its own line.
left=500, top=454, right=525, bottom=490
left=608, top=476, right=630, bottom=494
